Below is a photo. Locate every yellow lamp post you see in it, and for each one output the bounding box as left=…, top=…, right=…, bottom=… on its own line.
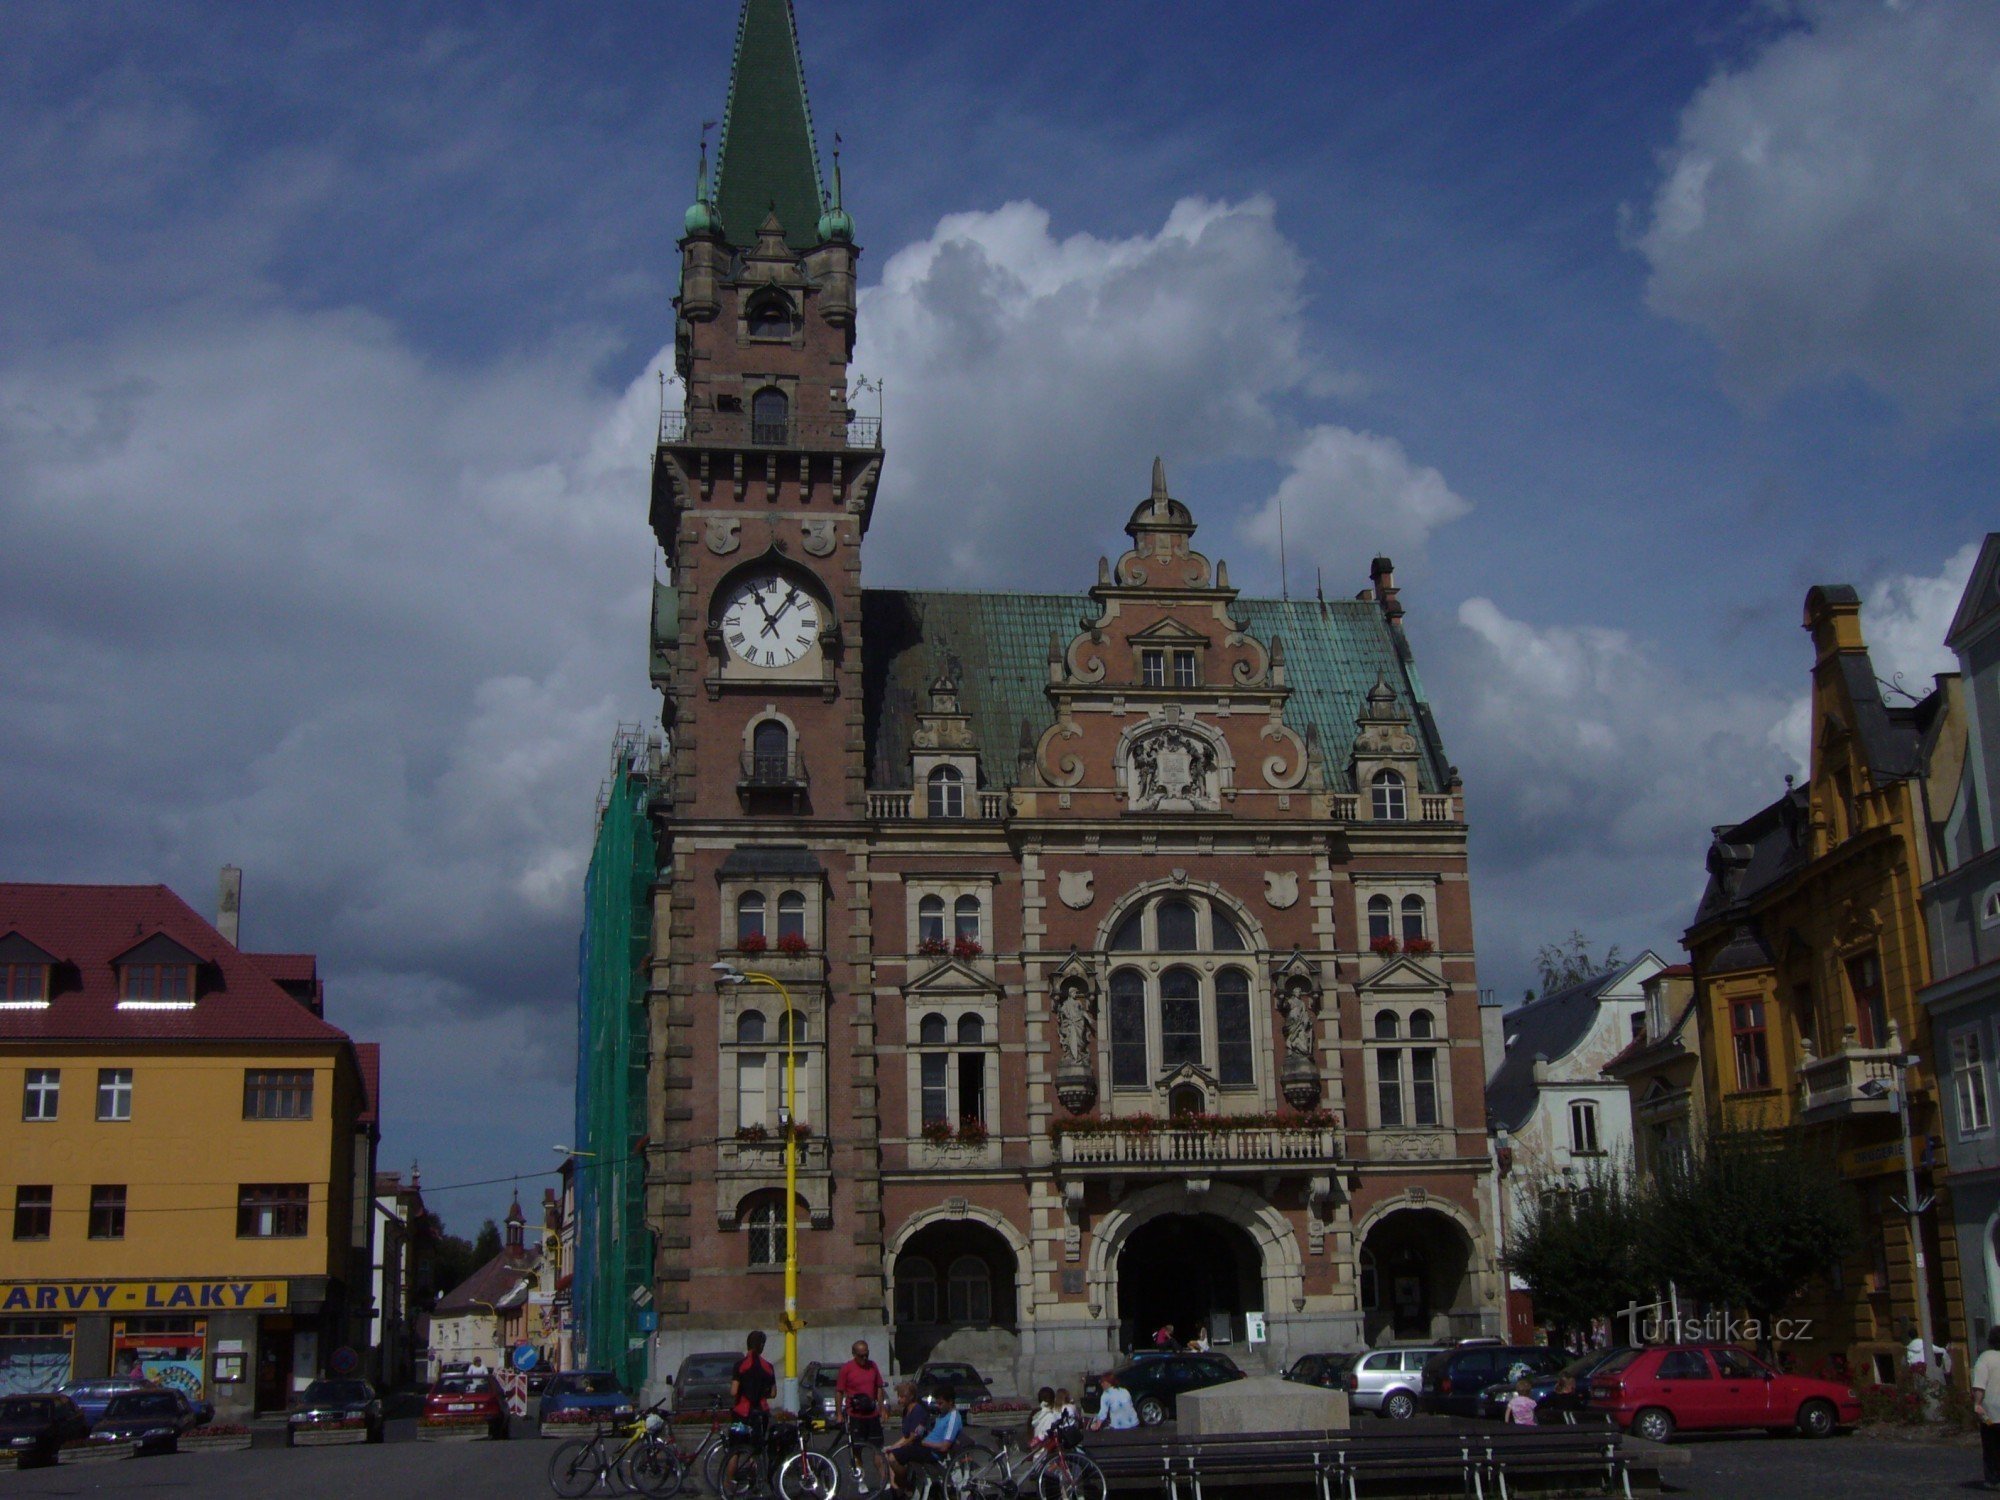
left=713, top=961, right=801, bottom=1408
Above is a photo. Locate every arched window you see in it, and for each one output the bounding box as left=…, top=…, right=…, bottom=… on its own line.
left=896, top=1257, right=938, bottom=1324
left=1168, top=1082, right=1206, bottom=1119
left=919, top=1013, right=948, bottom=1046
left=1401, top=895, right=1427, bottom=942
left=1160, top=966, right=1202, bottom=1070
left=1215, top=969, right=1253, bottom=1085
left=778, top=1011, right=808, bottom=1045
left=1107, top=910, right=1143, bottom=951
left=743, top=1194, right=787, bottom=1266
left=956, top=1015, right=984, bottom=1046
left=1408, top=1009, right=1435, bottom=1040
left=1412, top=1047, right=1439, bottom=1126
left=1367, top=895, right=1392, bottom=942
left=1374, top=1011, right=1401, bottom=1040
left=737, top=891, right=766, bottom=943
left=1156, top=899, right=1198, bottom=951
left=954, top=895, right=981, bottom=944
left=751, top=720, right=790, bottom=779
left=777, top=890, right=806, bottom=942
left=1109, top=970, right=1148, bottom=1088
left=947, top=1256, right=992, bottom=1324
left=1378, top=1047, right=1403, bottom=1126
left=751, top=386, right=790, bottom=444
left=918, top=895, right=945, bottom=946
left=736, top=1010, right=767, bottom=1045
left=1372, top=769, right=1407, bottom=821
left=747, top=293, right=792, bottom=339
left=1211, top=905, right=1246, bottom=951
left=928, top=765, right=965, bottom=818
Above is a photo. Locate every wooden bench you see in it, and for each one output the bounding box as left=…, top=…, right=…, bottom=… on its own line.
left=1332, top=1431, right=1486, bottom=1500
left=1467, top=1429, right=1630, bottom=1500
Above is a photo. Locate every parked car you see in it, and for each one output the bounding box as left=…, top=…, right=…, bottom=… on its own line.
left=0, top=1393, right=91, bottom=1464
left=539, top=1371, right=636, bottom=1430
left=795, top=1361, right=846, bottom=1429
left=1345, top=1346, right=1447, bottom=1419
left=1587, top=1344, right=1861, bottom=1442
left=914, top=1362, right=995, bottom=1407
left=287, top=1378, right=385, bottom=1445
left=1474, top=1348, right=1630, bottom=1421
left=671, top=1352, right=744, bottom=1415
left=1419, top=1345, right=1564, bottom=1418
left=1086, top=1353, right=1244, bottom=1426
left=59, top=1379, right=156, bottom=1424
left=424, top=1371, right=510, bottom=1440
left=88, top=1389, right=205, bottom=1453
left=1282, top=1353, right=1355, bottom=1391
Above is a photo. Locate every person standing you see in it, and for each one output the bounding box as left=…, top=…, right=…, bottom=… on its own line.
left=724, top=1331, right=776, bottom=1494
left=1092, top=1370, right=1139, bottom=1431
left=835, top=1339, right=888, bottom=1444
left=1971, top=1329, right=2000, bottom=1490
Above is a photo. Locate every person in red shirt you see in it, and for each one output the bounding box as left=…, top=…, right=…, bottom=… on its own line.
left=835, top=1339, right=888, bottom=1445
left=723, top=1331, right=776, bottom=1494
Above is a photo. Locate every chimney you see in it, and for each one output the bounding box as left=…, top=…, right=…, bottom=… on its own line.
left=1369, top=557, right=1403, bottom=625
left=216, top=866, right=243, bottom=948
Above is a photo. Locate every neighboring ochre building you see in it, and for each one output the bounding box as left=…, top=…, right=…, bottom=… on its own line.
left=0, top=879, right=379, bottom=1415
left=629, top=0, right=1501, bottom=1394
left=1685, top=584, right=1962, bottom=1383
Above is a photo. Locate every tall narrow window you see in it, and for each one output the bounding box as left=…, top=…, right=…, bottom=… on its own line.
left=1730, top=999, right=1770, bottom=1091
left=1372, top=769, right=1407, bottom=821
left=1378, top=1050, right=1404, bottom=1126
left=1569, top=1100, right=1600, bottom=1154
left=1140, top=650, right=1165, bottom=687
left=96, top=1069, right=132, bottom=1122
left=1156, top=899, right=1198, bottom=951
left=737, top=1010, right=768, bottom=1130
left=89, top=1185, right=126, bottom=1240
left=918, top=895, right=946, bottom=946
left=928, top=766, right=965, bottom=818
left=22, top=1069, right=58, bottom=1121
left=13, top=1186, right=51, bottom=1241
left=957, top=1053, right=986, bottom=1126
left=1109, top=970, right=1148, bottom=1088
left=1953, top=1028, right=1992, bottom=1136
left=1172, top=650, right=1197, bottom=688
left=751, top=720, right=790, bottom=780
left=737, top=891, right=766, bottom=944
left=920, top=1053, right=950, bottom=1125
left=1401, top=895, right=1427, bottom=942
left=751, top=387, right=790, bottom=445
left=1847, top=954, right=1888, bottom=1049
left=776, top=890, right=806, bottom=942
left=1159, top=967, right=1203, bottom=1070
left=947, top=1256, right=992, bottom=1324
left=954, top=895, right=981, bottom=944
left=1215, top=969, right=1254, bottom=1086
left=1367, top=896, right=1393, bottom=943
left=895, top=1258, right=938, bottom=1324
left=1411, top=1048, right=1439, bottom=1126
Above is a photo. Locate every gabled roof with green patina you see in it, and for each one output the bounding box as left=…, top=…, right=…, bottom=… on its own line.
left=860, top=590, right=1452, bottom=794
left=714, top=0, right=826, bottom=252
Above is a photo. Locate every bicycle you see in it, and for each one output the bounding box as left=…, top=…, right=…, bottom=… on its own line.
left=823, top=1412, right=890, bottom=1497
left=549, top=1410, right=683, bottom=1498
left=954, top=1427, right=1104, bottom=1500
left=717, top=1414, right=840, bottom=1500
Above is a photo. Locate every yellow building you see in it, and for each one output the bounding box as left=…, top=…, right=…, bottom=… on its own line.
left=0, top=881, right=378, bottom=1418
left=1684, top=585, right=1962, bottom=1382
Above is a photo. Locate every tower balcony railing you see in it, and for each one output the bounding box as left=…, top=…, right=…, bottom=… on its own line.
left=658, top=410, right=884, bottom=451
left=868, top=789, right=1007, bottom=821
left=1330, top=792, right=1459, bottom=823
left=1053, top=1124, right=1341, bottom=1173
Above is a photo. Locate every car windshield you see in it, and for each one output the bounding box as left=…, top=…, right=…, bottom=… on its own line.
left=302, top=1380, right=370, bottom=1403
left=682, top=1355, right=739, bottom=1382
left=1, top=1397, right=54, bottom=1419
left=927, top=1365, right=979, bottom=1381
left=435, top=1375, right=490, bottom=1395
left=1315, top=1354, right=1358, bottom=1375
left=106, top=1393, right=177, bottom=1417
left=564, top=1374, right=623, bottom=1395
left=1593, top=1349, right=1641, bottom=1376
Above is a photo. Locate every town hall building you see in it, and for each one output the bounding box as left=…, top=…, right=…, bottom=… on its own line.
left=636, top=0, right=1501, bottom=1390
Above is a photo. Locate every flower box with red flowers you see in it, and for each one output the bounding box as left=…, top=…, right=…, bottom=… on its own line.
left=1402, top=936, right=1434, bottom=955
left=951, top=937, right=984, bottom=960
left=1368, top=935, right=1401, bottom=955
left=917, top=937, right=950, bottom=957
left=775, top=932, right=810, bottom=955
left=737, top=932, right=769, bottom=955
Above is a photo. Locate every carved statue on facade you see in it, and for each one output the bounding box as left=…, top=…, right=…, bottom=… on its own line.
left=1278, top=975, right=1319, bottom=1059
left=1055, top=975, right=1096, bottom=1065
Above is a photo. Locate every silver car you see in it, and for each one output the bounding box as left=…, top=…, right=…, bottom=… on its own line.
left=1345, top=1346, right=1445, bottom=1419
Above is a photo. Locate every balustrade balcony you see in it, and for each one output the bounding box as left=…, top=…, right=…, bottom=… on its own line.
left=1796, top=1032, right=1904, bottom=1122
left=1053, top=1124, right=1341, bottom=1175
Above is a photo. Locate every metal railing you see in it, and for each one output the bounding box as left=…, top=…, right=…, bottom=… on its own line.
left=740, top=750, right=809, bottom=787
left=657, top=410, right=883, bottom=450
left=1055, top=1125, right=1340, bottom=1170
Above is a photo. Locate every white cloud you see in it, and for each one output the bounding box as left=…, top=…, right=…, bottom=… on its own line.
left=1636, top=0, right=2000, bottom=420
left=855, top=196, right=1337, bottom=585
left=1237, top=425, right=1470, bottom=582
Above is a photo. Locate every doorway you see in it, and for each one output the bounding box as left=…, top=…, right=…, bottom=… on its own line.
left=1116, top=1213, right=1262, bottom=1351
left=256, top=1322, right=293, bottom=1414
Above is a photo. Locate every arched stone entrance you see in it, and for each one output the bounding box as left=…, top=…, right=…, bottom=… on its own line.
left=1117, top=1213, right=1263, bottom=1351
left=1357, top=1206, right=1477, bottom=1343
left=890, top=1218, right=1020, bottom=1372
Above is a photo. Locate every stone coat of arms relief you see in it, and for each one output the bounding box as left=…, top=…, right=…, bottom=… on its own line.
left=1126, top=724, right=1221, bottom=812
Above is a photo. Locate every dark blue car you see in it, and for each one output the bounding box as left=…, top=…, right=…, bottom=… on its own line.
left=538, top=1371, right=635, bottom=1433
left=59, top=1380, right=156, bottom=1425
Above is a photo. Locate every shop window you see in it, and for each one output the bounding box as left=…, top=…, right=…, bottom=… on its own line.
left=243, top=1070, right=313, bottom=1120
left=96, top=1068, right=132, bottom=1122
left=22, top=1068, right=58, bottom=1121
left=89, top=1185, right=126, bottom=1240
left=237, top=1183, right=308, bottom=1238
left=13, top=1186, right=51, bottom=1241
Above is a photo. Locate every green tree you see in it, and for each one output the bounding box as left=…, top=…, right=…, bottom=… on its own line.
left=431, top=1217, right=502, bottom=1302
left=1646, top=1126, right=1859, bottom=1345
left=1535, top=931, right=1624, bottom=996
left=1503, top=1158, right=1651, bottom=1342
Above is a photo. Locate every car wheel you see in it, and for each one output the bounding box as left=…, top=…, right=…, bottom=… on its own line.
left=1383, top=1391, right=1416, bottom=1421
left=1795, top=1399, right=1837, bottom=1439
left=1630, top=1407, right=1675, bottom=1444
left=1135, top=1396, right=1167, bottom=1427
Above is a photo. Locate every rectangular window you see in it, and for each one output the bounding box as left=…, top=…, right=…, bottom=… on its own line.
left=236, top=1184, right=309, bottom=1238
left=13, top=1186, right=51, bottom=1241
left=243, top=1069, right=314, bottom=1120
left=1140, top=649, right=1165, bottom=687
left=920, top=1053, right=949, bottom=1125
left=1378, top=1049, right=1404, bottom=1126
left=1569, top=1100, right=1600, bottom=1154
left=1160, top=992, right=1203, bottom=1071
left=957, top=1052, right=986, bottom=1125
left=1847, top=954, right=1888, bottom=1049
left=1172, top=650, right=1197, bottom=688
left=1953, top=1029, right=1992, bottom=1136
left=120, top=964, right=191, bottom=1002
left=22, top=1068, right=58, bottom=1121
left=88, top=1185, right=126, bottom=1240
left=1411, top=1048, right=1439, bottom=1126
left=96, top=1068, right=132, bottom=1122
left=1730, top=999, right=1770, bottom=1091
left=736, top=1053, right=768, bottom=1130
left=1, top=963, right=48, bottom=1002
left=1110, top=982, right=1148, bottom=1089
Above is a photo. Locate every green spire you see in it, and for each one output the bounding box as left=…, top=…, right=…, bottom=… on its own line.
left=713, top=0, right=826, bottom=252
left=684, top=129, right=719, bottom=237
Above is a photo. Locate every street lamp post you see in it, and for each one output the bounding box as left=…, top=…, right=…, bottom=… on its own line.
left=714, top=961, right=801, bottom=1412
left=1864, top=1055, right=1938, bottom=1400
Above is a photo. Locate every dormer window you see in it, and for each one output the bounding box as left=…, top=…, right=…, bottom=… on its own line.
left=1172, top=650, right=1197, bottom=688
left=928, top=765, right=965, bottom=819
left=1140, top=650, right=1165, bottom=687
left=1371, top=769, right=1407, bottom=821
left=121, top=964, right=191, bottom=1004
left=0, top=962, right=48, bottom=1007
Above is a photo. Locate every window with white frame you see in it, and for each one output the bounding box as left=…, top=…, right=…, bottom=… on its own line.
left=1171, top=649, right=1197, bottom=688
left=1372, top=769, right=1407, bottom=820
left=1400, top=895, right=1427, bottom=942
left=776, top=890, right=806, bottom=942
left=1952, top=1028, right=1992, bottom=1136
left=736, top=1010, right=769, bottom=1128
left=1140, top=649, right=1166, bottom=687
left=1367, top=895, right=1393, bottom=943
left=918, top=895, right=946, bottom=947
left=1570, top=1099, right=1601, bottom=1155
left=1374, top=1011, right=1403, bottom=1125
left=928, top=765, right=965, bottom=818
left=1372, top=1008, right=1441, bottom=1127
left=22, top=1068, right=58, bottom=1122
left=96, top=1068, right=132, bottom=1122
left=953, top=895, right=981, bottom=946
left=914, top=1009, right=990, bottom=1130
left=737, top=891, right=766, bottom=944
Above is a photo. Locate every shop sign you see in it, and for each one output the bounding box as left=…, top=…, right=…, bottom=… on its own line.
left=0, top=1280, right=288, bottom=1313
left=1839, top=1141, right=1908, bottom=1179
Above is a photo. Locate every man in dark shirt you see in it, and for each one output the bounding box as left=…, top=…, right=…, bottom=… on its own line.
left=882, top=1381, right=929, bottom=1496
left=724, top=1331, right=777, bottom=1493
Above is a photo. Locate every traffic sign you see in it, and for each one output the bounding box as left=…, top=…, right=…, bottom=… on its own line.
left=513, top=1342, right=539, bottom=1371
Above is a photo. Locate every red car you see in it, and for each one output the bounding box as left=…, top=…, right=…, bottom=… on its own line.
left=424, top=1372, right=510, bottom=1439
left=1588, top=1344, right=1860, bottom=1442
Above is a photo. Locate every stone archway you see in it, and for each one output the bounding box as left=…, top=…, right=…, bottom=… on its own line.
left=888, top=1208, right=1029, bottom=1374
left=1117, top=1212, right=1262, bottom=1352
left=1355, top=1205, right=1478, bottom=1343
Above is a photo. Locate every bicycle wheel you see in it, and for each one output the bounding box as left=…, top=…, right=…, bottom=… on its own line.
left=777, top=1450, right=840, bottom=1500
left=836, top=1442, right=889, bottom=1498
left=1036, top=1454, right=1105, bottom=1500
left=549, top=1437, right=608, bottom=1499
left=947, top=1443, right=994, bottom=1498
left=720, top=1451, right=764, bottom=1500
left=625, top=1437, right=689, bottom=1498
left=701, top=1439, right=732, bottom=1496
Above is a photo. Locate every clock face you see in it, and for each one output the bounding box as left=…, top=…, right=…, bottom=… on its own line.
left=719, top=574, right=822, bottom=668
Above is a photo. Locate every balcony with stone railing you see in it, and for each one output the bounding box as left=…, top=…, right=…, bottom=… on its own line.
left=868, top=789, right=1007, bottom=821
left=1796, top=1023, right=1905, bottom=1123
left=1051, top=1121, right=1342, bottom=1176
left=1329, top=793, right=1459, bottom=823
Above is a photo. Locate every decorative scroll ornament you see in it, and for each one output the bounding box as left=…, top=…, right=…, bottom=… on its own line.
left=705, top=516, right=742, bottom=555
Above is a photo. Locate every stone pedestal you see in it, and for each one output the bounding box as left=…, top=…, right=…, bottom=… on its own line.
left=1177, top=1375, right=1349, bottom=1436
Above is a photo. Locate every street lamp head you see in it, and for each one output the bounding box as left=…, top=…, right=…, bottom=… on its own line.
left=712, top=962, right=745, bottom=984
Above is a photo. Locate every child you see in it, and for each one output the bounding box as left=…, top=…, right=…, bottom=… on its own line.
left=1504, top=1377, right=1538, bottom=1427
left=1029, top=1387, right=1060, bottom=1450
left=1056, top=1387, right=1080, bottom=1432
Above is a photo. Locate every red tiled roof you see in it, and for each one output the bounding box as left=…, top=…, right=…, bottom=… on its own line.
left=0, top=882, right=350, bottom=1046
left=435, top=1249, right=539, bottom=1316
left=354, top=1041, right=381, bottom=1125
left=1656, top=963, right=1693, bottom=979
left=247, top=952, right=317, bottom=985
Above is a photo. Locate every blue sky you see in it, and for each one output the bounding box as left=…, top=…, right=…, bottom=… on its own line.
left=3, top=0, right=1995, bottom=1233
